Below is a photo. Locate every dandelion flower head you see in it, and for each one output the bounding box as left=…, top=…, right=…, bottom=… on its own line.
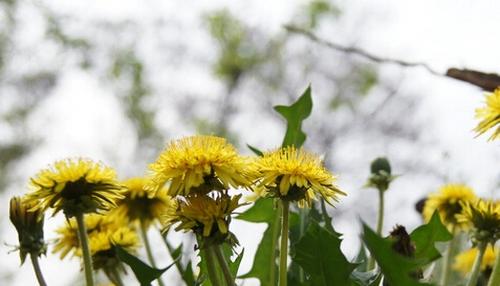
left=26, top=158, right=125, bottom=218
left=250, top=146, right=345, bottom=207
left=147, top=135, right=253, bottom=196
left=113, top=177, right=174, bottom=227
left=453, top=246, right=498, bottom=276
left=423, top=184, right=476, bottom=230
left=474, top=88, right=500, bottom=141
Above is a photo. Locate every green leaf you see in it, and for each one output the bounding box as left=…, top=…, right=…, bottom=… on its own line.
left=247, top=144, right=264, bottom=156
left=165, top=241, right=196, bottom=286
left=115, top=246, right=174, bottom=286
left=293, top=221, right=356, bottom=286
left=362, top=224, right=433, bottom=286
left=410, top=211, right=453, bottom=265
left=274, top=86, right=313, bottom=148
left=236, top=199, right=280, bottom=285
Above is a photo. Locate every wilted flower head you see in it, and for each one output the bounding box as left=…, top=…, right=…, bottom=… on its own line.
left=113, top=177, right=174, bottom=227
left=456, top=199, right=500, bottom=245
left=26, top=158, right=125, bottom=218
left=423, top=184, right=476, bottom=230
left=453, top=246, right=498, bottom=276
left=250, top=146, right=345, bottom=207
left=474, top=88, right=500, bottom=141
left=9, top=196, right=46, bottom=264
left=162, top=193, right=243, bottom=244
left=147, top=135, right=253, bottom=196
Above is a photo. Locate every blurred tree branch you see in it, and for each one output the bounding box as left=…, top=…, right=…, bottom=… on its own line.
left=285, top=25, right=500, bottom=92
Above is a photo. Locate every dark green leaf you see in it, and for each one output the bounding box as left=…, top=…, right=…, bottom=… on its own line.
left=274, top=86, right=313, bottom=148
left=247, top=144, right=264, bottom=156
left=410, top=211, right=453, bottom=265
left=293, top=221, right=356, bottom=286
left=362, top=224, right=433, bottom=286
left=236, top=199, right=279, bottom=285
left=116, top=246, right=174, bottom=286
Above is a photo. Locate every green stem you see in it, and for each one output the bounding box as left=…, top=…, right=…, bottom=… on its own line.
left=106, top=267, right=124, bottom=286
left=269, top=201, right=282, bottom=285
left=204, top=246, right=222, bottom=286
left=487, top=244, right=500, bottom=286
left=367, top=190, right=385, bottom=270
left=440, top=225, right=457, bottom=286
left=159, top=229, right=187, bottom=280
left=298, top=207, right=307, bottom=283
left=214, top=244, right=235, bottom=286
left=29, top=252, right=47, bottom=286
left=76, top=212, right=95, bottom=286
left=279, top=200, right=290, bottom=286
left=467, top=241, right=487, bottom=286
left=139, top=221, right=165, bottom=286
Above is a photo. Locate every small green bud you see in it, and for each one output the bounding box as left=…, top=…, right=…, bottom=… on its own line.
left=370, top=157, right=391, bottom=175
left=366, top=157, right=396, bottom=192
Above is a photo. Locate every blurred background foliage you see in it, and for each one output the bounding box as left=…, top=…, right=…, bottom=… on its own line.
left=1, top=0, right=497, bottom=284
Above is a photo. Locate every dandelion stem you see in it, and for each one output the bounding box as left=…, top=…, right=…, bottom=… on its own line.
left=487, top=244, right=500, bottom=286
left=109, top=267, right=125, bottom=286
left=139, top=221, right=165, bottom=286
left=29, top=252, right=47, bottom=286
left=466, top=241, right=487, bottom=286
left=204, top=246, right=222, bottom=286
left=270, top=202, right=282, bottom=285
left=158, top=229, right=188, bottom=281
left=368, top=190, right=385, bottom=270
left=214, top=244, right=235, bottom=286
left=279, top=200, right=290, bottom=286
left=440, top=225, right=457, bottom=286
left=76, top=212, right=95, bottom=286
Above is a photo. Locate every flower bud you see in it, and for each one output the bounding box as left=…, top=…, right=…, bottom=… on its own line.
left=9, top=196, right=46, bottom=264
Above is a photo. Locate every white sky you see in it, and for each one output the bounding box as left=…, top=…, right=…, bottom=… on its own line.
left=1, top=0, right=499, bottom=285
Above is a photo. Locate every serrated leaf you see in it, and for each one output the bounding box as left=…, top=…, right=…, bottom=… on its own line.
left=116, top=246, right=174, bottom=286
left=410, top=210, right=453, bottom=265
left=293, top=221, right=356, bottom=286
left=236, top=199, right=279, bottom=286
left=362, top=224, right=433, bottom=286
left=274, top=86, right=313, bottom=148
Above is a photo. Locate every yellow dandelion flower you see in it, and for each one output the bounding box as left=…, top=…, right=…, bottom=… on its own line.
left=113, top=177, right=174, bottom=227
left=26, top=158, right=125, bottom=218
left=250, top=146, right=345, bottom=207
left=162, top=193, right=243, bottom=239
left=453, top=246, right=498, bottom=276
left=90, top=226, right=139, bottom=270
left=474, top=88, right=500, bottom=141
left=53, top=213, right=129, bottom=259
left=457, top=199, right=500, bottom=244
left=146, top=135, right=253, bottom=196
left=423, top=184, right=476, bottom=230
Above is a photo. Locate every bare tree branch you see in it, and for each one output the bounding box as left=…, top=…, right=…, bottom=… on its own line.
left=284, top=25, right=442, bottom=76
left=285, top=25, right=500, bottom=92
